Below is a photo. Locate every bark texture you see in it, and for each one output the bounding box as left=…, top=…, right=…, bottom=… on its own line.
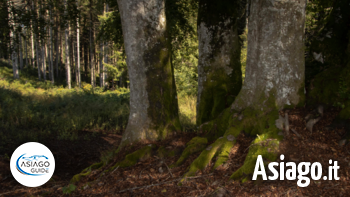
left=118, top=0, right=181, bottom=146
left=196, top=0, right=244, bottom=126
left=231, top=0, right=306, bottom=111
left=186, top=0, right=307, bottom=179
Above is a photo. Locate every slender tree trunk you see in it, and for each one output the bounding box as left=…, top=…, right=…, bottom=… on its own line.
left=117, top=0, right=181, bottom=146
left=40, top=1, right=45, bottom=80
left=35, top=0, right=41, bottom=80
left=90, top=13, right=95, bottom=87
left=61, top=30, right=64, bottom=77
left=64, top=0, right=71, bottom=89
left=24, top=29, right=28, bottom=68
left=76, top=0, right=81, bottom=87
left=18, top=32, right=23, bottom=70
left=47, top=41, right=51, bottom=81
left=49, top=6, right=54, bottom=84
left=31, top=24, right=35, bottom=67
left=99, top=41, right=103, bottom=87
left=42, top=41, right=46, bottom=81
left=55, top=10, right=59, bottom=78
left=70, top=28, right=74, bottom=84
left=36, top=39, right=41, bottom=80
left=84, top=36, right=88, bottom=77
left=8, top=1, right=19, bottom=79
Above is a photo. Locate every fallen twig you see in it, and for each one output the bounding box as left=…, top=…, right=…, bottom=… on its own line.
left=162, top=160, right=174, bottom=178
left=0, top=189, right=25, bottom=196
left=291, top=129, right=302, bottom=138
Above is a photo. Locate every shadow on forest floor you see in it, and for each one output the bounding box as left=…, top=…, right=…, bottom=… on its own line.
left=1, top=107, right=350, bottom=196
left=0, top=129, right=122, bottom=196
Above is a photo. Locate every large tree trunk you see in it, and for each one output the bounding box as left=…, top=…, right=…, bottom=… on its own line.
left=64, top=0, right=71, bottom=89
left=118, top=0, right=181, bottom=146
left=196, top=0, right=244, bottom=126
left=185, top=0, right=307, bottom=179
left=231, top=0, right=306, bottom=111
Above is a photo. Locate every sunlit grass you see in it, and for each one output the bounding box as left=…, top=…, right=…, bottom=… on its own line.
left=0, top=61, right=130, bottom=149
left=178, top=94, right=197, bottom=131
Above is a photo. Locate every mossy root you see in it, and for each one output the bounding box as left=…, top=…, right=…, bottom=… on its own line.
left=171, top=137, right=208, bottom=168
left=107, top=144, right=156, bottom=172
left=70, top=161, right=105, bottom=184
left=184, top=107, right=284, bottom=182
left=184, top=135, right=237, bottom=177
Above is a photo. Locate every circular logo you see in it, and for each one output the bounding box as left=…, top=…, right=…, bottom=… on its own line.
left=10, top=142, right=55, bottom=187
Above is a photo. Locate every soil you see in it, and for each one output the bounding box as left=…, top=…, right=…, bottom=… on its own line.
left=0, top=107, right=350, bottom=197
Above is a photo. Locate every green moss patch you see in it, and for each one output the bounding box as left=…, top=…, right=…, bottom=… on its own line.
left=184, top=105, right=283, bottom=180
left=184, top=136, right=236, bottom=177
left=157, top=146, right=177, bottom=158
left=70, top=161, right=105, bottom=184
left=171, top=137, right=208, bottom=168
left=108, top=144, right=156, bottom=172
left=230, top=135, right=280, bottom=181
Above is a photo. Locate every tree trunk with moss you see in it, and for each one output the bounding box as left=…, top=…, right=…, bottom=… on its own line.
left=186, top=0, right=307, bottom=180
left=117, top=0, right=181, bottom=146
left=196, top=0, right=244, bottom=126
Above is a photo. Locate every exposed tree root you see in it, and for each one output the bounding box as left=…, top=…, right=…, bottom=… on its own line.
left=71, top=161, right=105, bottom=183
left=107, top=144, right=157, bottom=172
left=184, top=107, right=284, bottom=182
left=171, top=137, right=207, bottom=168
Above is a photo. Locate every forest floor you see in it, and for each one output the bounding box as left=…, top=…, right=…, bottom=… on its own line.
left=1, top=107, right=350, bottom=196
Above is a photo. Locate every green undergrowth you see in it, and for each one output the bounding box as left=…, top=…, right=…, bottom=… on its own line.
left=0, top=64, right=130, bottom=152
left=178, top=94, right=197, bottom=131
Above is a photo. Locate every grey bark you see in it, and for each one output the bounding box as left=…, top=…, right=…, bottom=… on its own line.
left=231, top=0, right=307, bottom=111
left=118, top=0, right=181, bottom=145
left=196, top=0, right=244, bottom=125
